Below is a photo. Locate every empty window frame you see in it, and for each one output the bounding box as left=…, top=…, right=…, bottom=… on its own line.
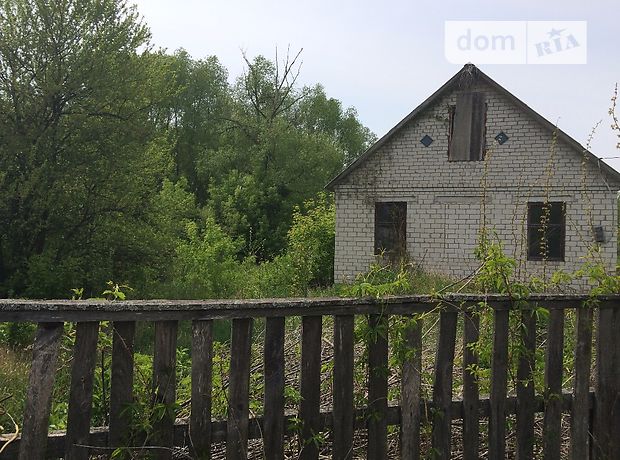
left=527, top=202, right=566, bottom=261
left=375, top=202, right=407, bottom=260
left=448, top=91, right=487, bottom=161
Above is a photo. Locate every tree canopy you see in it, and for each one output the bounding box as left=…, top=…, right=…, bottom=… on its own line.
left=0, top=0, right=375, bottom=298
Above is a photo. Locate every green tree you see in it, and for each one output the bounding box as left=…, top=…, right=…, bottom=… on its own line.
left=0, top=0, right=173, bottom=297
left=165, top=215, right=245, bottom=299
left=154, top=50, right=231, bottom=203
left=205, top=52, right=373, bottom=259
left=295, top=84, right=376, bottom=165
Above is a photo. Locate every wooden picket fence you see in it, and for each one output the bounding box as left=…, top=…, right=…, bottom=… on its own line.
left=0, top=294, right=619, bottom=459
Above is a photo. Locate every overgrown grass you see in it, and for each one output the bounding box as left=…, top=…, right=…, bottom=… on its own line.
left=0, top=347, right=30, bottom=434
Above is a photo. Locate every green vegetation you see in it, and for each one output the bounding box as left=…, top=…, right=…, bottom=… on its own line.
left=0, top=0, right=619, bottom=456
left=0, top=0, right=374, bottom=300
left=0, top=0, right=374, bottom=444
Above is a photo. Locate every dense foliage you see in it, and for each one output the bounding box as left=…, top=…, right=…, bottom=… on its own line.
left=2, top=1, right=620, bottom=455
left=0, top=0, right=374, bottom=299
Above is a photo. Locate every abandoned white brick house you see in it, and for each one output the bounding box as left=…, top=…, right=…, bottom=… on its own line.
left=326, top=64, right=620, bottom=285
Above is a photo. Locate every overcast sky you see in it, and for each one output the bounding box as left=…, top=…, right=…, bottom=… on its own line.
left=132, top=0, right=620, bottom=171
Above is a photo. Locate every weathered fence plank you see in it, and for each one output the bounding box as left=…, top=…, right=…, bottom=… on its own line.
left=333, top=315, right=354, bottom=460
left=0, top=389, right=588, bottom=460
left=594, top=306, right=620, bottom=460
left=431, top=310, right=458, bottom=460
left=543, top=309, right=564, bottom=460
left=462, top=310, right=479, bottom=460
left=18, top=323, right=63, bottom=460
left=489, top=309, right=509, bottom=459
left=190, top=320, right=213, bottom=459
left=226, top=318, right=253, bottom=460
left=400, top=315, right=423, bottom=460
left=152, top=321, right=179, bottom=460
left=516, top=309, right=537, bottom=460
left=109, top=321, right=136, bottom=448
left=5, top=294, right=620, bottom=460
left=264, top=317, right=285, bottom=460
left=299, top=316, right=323, bottom=460
left=367, top=314, right=388, bottom=460
left=4, top=295, right=620, bottom=323
left=571, top=305, right=593, bottom=460
left=64, top=322, right=100, bottom=460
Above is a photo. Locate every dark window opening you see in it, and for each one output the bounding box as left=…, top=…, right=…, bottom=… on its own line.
left=527, top=202, right=566, bottom=261
left=375, top=202, right=407, bottom=261
left=448, top=91, right=487, bottom=161
left=593, top=225, right=605, bottom=243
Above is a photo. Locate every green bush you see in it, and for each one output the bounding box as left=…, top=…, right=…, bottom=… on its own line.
left=162, top=215, right=245, bottom=299
left=239, top=254, right=296, bottom=298
left=286, top=192, right=335, bottom=294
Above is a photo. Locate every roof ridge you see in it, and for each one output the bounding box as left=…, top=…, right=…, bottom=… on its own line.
left=325, top=64, right=620, bottom=190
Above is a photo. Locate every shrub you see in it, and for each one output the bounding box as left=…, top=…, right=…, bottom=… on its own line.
left=286, top=192, right=335, bottom=294
left=164, top=215, right=245, bottom=299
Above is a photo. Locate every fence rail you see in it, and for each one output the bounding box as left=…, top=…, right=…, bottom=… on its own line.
left=0, top=294, right=619, bottom=459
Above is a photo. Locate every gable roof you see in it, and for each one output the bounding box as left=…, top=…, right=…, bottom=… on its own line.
left=325, top=64, right=620, bottom=190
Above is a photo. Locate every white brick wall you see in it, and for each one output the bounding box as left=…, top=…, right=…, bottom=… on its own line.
left=334, top=81, right=620, bottom=288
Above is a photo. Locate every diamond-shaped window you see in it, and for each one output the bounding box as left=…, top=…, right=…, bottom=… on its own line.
left=495, top=131, right=509, bottom=145
left=420, top=135, right=433, bottom=147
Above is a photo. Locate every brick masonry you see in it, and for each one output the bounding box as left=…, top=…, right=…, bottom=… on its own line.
left=333, top=79, right=620, bottom=288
